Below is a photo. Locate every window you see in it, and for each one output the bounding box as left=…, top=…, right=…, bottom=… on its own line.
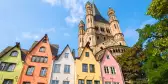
left=64, top=65, right=70, bottom=73
left=7, top=64, right=16, bottom=71
left=120, top=43, right=122, bottom=45
left=53, top=64, right=61, bottom=73
left=85, top=52, right=89, bottom=57
left=10, top=51, right=18, bottom=56
left=97, top=36, right=99, bottom=40
left=112, top=82, right=119, bottom=84
left=104, top=37, right=106, bottom=40
left=52, top=80, right=59, bottom=84
left=44, top=57, right=48, bottom=63
left=3, top=79, right=13, bottom=84
left=23, top=82, right=31, bottom=84
left=94, top=81, right=100, bottom=84
left=89, top=64, right=95, bottom=73
left=110, top=67, right=116, bottom=74
left=26, top=66, right=35, bottom=76
left=40, top=67, right=47, bottom=77
left=89, top=37, right=91, bottom=41
left=105, top=82, right=111, bottom=84
left=63, top=81, right=69, bottom=84
left=100, top=27, right=105, bottom=32
left=39, top=47, right=46, bottom=52
left=78, top=79, right=84, bottom=84
left=104, top=66, right=109, bottom=74
left=0, top=62, right=16, bottom=71
left=106, top=55, right=110, bottom=59
left=87, top=80, right=92, bottom=84
left=65, top=53, right=69, bottom=58
left=82, top=64, right=88, bottom=72
left=114, top=24, right=117, bottom=29
left=31, top=56, right=48, bottom=63
left=95, top=26, right=99, bottom=31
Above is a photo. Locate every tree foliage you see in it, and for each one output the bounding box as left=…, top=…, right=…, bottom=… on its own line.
left=147, top=0, right=168, bottom=20
left=117, top=0, right=168, bottom=83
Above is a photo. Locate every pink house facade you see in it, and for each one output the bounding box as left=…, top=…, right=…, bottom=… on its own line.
left=100, top=50, right=124, bottom=84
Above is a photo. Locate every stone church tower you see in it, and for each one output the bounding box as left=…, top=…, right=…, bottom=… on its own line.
left=78, top=1, right=128, bottom=57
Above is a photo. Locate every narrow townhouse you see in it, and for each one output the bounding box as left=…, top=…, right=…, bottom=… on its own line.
left=98, top=50, right=124, bottom=84
left=18, top=34, right=59, bottom=84
left=0, top=42, right=27, bottom=84
left=75, top=42, right=102, bottom=84
left=50, top=45, right=75, bottom=84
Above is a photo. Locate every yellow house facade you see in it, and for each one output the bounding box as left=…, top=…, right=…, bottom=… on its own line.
left=75, top=43, right=102, bottom=84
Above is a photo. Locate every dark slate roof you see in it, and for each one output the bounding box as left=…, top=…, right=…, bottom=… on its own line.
left=29, top=41, right=59, bottom=56
left=21, top=49, right=28, bottom=61
left=92, top=3, right=109, bottom=23
left=0, top=46, right=28, bottom=61
left=0, top=46, right=13, bottom=58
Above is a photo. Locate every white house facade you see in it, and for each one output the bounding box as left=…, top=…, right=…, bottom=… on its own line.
left=50, top=45, right=75, bottom=84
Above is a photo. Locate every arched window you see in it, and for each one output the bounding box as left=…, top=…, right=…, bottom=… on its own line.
left=10, top=51, right=18, bottom=57
left=120, top=43, right=122, bottom=45
left=39, top=47, right=46, bottom=52
left=104, top=37, right=106, bottom=40
left=114, top=24, right=117, bottom=29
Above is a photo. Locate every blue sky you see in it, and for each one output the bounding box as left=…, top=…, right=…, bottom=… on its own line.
left=0, top=0, right=155, bottom=54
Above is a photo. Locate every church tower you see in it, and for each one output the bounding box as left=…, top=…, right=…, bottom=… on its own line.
left=78, top=20, right=85, bottom=55
left=84, top=1, right=96, bottom=48
left=108, top=8, right=126, bottom=46
left=78, top=1, right=128, bottom=57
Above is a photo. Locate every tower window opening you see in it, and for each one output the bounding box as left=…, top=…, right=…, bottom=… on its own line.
left=114, top=24, right=117, bottom=29
left=95, top=26, right=99, bottom=31
left=97, top=36, right=99, bottom=40
left=104, top=37, right=106, bottom=40
left=120, top=43, right=122, bottom=45
left=89, top=37, right=91, bottom=41
left=100, top=47, right=103, bottom=50
left=100, top=27, right=105, bottom=32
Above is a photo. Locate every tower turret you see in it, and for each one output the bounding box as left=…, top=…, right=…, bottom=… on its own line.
left=78, top=20, right=85, bottom=48
left=108, top=8, right=127, bottom=46
left=85, top=1, right=94, bottom=29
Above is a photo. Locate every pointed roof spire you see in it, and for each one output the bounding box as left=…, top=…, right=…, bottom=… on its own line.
left=79, top=20, right=85, bottom=28
left=108, top=7, right=115, bottom=16
left=91, top=3, right=108, bottom=23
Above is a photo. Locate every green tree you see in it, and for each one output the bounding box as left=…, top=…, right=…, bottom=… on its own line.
left=117, top=0, right=168, bottom=83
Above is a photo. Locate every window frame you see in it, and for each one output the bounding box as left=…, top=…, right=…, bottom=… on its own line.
left=40, top=67, right=47, bottom=77
left=10, top=51, right=18, bottom=57
left=65, top=53, right=69, bottom=58
left=89, top=64, right=95, bottom=73
left=39, top=47, right=46, bottom=52
left=26, top=66, right=35, bottom=76
left=3, top=79, right=13, bottom=84
left=85, top=52, right=89, bottom=57
left=78, top=79, right=84, bottom=84
left=53, top=64, right=61, bottom=73
left=64, top=65, right=70, bottom=73
left=82, top=63, right=88, bottom=72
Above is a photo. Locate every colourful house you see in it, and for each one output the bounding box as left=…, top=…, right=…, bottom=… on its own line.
left=99, top=50, right=124, bottom=84
left=75, top=42, right=102, bottom=84
left=18, top=34, right=59, bottom=84
left=50, top=45, right=75, bottom=84
left=0, top=43, right=27, bottom=84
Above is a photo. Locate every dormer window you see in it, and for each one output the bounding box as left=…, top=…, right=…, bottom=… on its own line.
left=65, top=53, right=69, bottom=58
left=106, top=55, right=110, bottom=59
left=39, top=47, right=46, bottom=52
left=85, top=52, right=89, bottom=57
left=10, top=51, right=18, bottom=57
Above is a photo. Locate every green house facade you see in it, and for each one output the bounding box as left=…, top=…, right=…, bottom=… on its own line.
left=0, top=43, right=27, bottom=84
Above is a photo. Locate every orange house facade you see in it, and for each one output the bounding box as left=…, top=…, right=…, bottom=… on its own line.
left=18, top=34, right=58, bottom=84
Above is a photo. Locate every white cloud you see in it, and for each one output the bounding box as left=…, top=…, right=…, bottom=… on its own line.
left=19, top=28, right=56, bottom=40
left=63, top=32, right=70, bottom=37
left=42, top=0, right=88, bottom=25
left=140, top=18, right=157, bottom=28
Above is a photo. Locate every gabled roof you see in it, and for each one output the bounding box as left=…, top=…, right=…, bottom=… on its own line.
left=0, top=43, right=28, bottom=61
left=55, top=44, right=75, bottom=60
left=29, top=34, right=59, bottom=56
left=92, top=3, right=109, bottom=23
left=76, top=42, right=94, bottom=60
